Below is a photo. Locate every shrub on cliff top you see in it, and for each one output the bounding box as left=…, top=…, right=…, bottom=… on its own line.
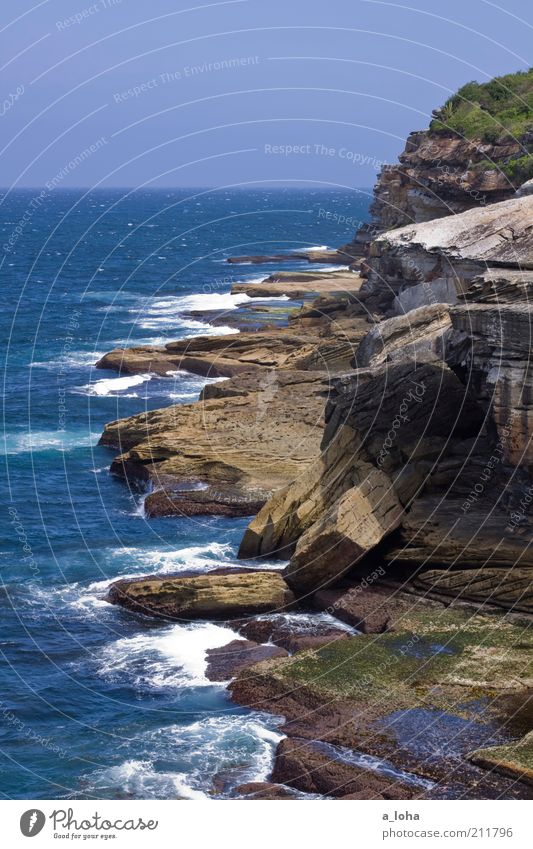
left=430, top=68, right=533, bottom=142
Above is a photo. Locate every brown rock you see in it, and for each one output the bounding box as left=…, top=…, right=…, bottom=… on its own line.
left=271, top=738, right=420, bottom=799
left=144, top=488, right=265, bottom=519
left=236, top=616, right=350, bottom=652
left=284, top=470, right=403, bottom=595
left=226, top=250, right=349, bottom=265
left=107, top=570, right=295, bottom=621
left=234, top=781, right=302, bottom=799
left=100, top=369, right=329, bottom=516
left=413, top=565, right=533, bottom=613
left=313, top=584, right=413, bottom=633
left=468, top=732, right=533, bottom=787
left=231, top=270, right=362, bottom=300
left=205, top=639, right=288, bottom=681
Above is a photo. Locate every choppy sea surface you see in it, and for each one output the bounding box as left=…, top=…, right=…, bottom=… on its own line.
left=0, top=187, right=370, bottom=799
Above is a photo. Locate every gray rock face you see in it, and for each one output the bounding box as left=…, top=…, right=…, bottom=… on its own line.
left=240, top=356, right=485, bottom=592
left=354, top=303, right=452, bottom=367
left=448, top=302, right=533, bottom=465
left=515, top=178, right=533, bottom=197
left=362, top=194, right=533, bottom=314
left=344, top=129, right=522, bottom=254
left=239, top=193, right=533, bottom=597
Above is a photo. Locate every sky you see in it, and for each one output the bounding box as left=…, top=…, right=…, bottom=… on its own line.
left=1, top=0, right=532, bottom=188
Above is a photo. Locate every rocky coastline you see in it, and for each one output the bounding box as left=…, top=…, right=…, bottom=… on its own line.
left=96, top=79, right=533, bottom=799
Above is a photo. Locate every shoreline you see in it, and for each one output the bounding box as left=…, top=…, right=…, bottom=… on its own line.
left=94, top=122, right=533, bottom=799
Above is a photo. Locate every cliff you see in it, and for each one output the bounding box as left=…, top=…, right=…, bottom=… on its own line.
left=242, top=193, right=533, bottom=605
left=341, top=68, right=533, bottom=257
left=98, top=70, right=533, bottom=799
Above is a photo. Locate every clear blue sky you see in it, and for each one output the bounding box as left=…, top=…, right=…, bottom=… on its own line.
left=1, top=0, right=532, bottom=188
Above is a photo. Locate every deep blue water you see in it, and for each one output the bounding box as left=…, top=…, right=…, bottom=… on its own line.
left=0, top=187, right=370, bottom=799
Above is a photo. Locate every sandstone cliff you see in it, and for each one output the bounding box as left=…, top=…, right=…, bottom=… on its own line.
left=242, top=194, right=533, bottom=606
left=343, top=69, right=533, bottom=256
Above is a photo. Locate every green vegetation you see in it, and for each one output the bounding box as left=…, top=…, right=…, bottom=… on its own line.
left=472, top=151, right=533, bottom=185
left=430, top=68, right=533, bottom=142
left=469, top=733, right=533, bottom=784
left=246, top=607, right=533, bottom=714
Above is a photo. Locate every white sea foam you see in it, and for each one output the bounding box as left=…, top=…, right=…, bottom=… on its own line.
left=84, top=760, right=208, bottom=800
left=97, top=621, right=239, bottom=689
left=314, top=264, right=350, bottom=272
left=29, top=351, right=106, bottom=369
left=81, top=705, right=327, bottom=799
left=131, top=291, right=289, bottom=333
left=106, top=541, right=235, bottom=574
left=149, top=292, right=251, bottom=312
left=291, top=244, right=328, bottom=252
left=79, top=373, right=153, bottom=396
left=1, top=430, right=99, bottom=455
left=126, top=713, right=286, bottom=796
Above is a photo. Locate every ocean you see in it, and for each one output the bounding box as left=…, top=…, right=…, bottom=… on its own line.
left=0, top=187, right=370, bottom=799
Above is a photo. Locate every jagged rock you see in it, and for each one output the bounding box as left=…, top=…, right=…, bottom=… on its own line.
left=99, top=370, right=328, bottom=515
left=413, top=566, right=533, bottom=613
left=354, top=303, right=452, bottom=367
left=238, top=424, right=363, bottom=560
left=363, top=194, right=533, bottom=314
left=240, top=358, right=484, bottom=575
left=205, top=639, right=288, bottom=681
left=271, top=738, right=421, bottom=799
left=107, top=570, right=295, bottom=620
left=284, top=470, right=403, bottom=595
left=357, top=130, right=520, bottom=239
left=461, top=270, right=533, bottom=304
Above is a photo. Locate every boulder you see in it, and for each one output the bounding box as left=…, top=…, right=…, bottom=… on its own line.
left=107, top=570, right=296, bottom=621
left=284, top=470, right=403, bottom=595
